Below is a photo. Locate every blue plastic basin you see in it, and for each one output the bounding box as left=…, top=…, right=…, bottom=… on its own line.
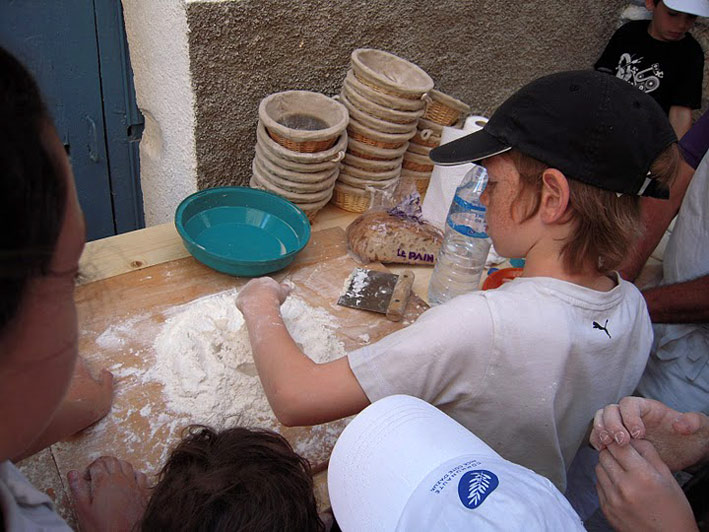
left=175, top=187, right=311, bottom=276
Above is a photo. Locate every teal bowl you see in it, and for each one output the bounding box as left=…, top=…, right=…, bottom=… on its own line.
left=175, top=187, right=311, bottom=277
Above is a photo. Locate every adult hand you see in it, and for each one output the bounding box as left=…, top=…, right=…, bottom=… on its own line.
left=596, top=440, right=698, bottom=532
left=236, top=277, right=292, bottom=315
left=590, top=396, right=707, bottom=472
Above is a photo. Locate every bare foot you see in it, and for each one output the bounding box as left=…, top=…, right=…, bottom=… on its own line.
left=68, top=456, right=150, bottom=532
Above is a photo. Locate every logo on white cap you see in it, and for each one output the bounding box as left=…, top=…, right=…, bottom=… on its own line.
left=458, top=470, right=499, bottom=509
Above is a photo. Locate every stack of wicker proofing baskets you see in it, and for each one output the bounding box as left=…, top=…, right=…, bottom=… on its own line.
left=401, top=89, right=471, bottom=198
left=251, top=90, right=349, bottom=221
left=332, top=48, right=434, bottom=213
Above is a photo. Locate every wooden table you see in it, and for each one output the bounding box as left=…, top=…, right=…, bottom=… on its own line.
left=17, top=204, right=435, bottom=527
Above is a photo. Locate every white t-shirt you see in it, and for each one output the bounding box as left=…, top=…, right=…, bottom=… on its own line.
left=637, top=149, right=709, bottom=414
left=0, top=461, right=72, bottom=531
left=348, top=275, right=653, bottom=491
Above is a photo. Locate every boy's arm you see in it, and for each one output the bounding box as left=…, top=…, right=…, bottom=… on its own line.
left=668, top=106, right=692, bottom=139
left=237, top=277, right=370, bottom=427
left=13, top=358, right=113, bottom=463
left=618, top=158, right=693, bottom=281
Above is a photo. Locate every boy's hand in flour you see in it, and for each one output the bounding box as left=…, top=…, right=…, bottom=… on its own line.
left=236, top=277, right=292, bottom=316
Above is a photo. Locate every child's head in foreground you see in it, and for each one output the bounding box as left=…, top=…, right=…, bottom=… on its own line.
left=141, top=426, right=324, bottom=532
left=431, top=70, right=680, bottom=277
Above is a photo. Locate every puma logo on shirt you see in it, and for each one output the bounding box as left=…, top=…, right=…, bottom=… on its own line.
left=593, top=319, right=612, bottom=339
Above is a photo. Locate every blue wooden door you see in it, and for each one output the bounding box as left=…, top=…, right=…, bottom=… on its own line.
left=0, top=0, right=144, bottom=240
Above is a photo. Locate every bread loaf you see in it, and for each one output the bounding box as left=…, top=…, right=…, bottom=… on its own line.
left=346, top=210, right=443, bottom=265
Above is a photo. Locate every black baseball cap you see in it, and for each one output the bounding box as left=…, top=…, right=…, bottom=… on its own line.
left=430, top=70, right=676, bottom=199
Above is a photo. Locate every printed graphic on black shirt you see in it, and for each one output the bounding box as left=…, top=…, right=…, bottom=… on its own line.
left=615, top=53, right=663, bottom=93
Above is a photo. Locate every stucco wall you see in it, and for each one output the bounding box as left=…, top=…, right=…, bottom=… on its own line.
left=121, top=0, right=197, bottom=226
left=185, top=0, right=630, bottom=191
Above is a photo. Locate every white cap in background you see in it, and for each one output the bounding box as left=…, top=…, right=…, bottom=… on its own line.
left=664, top=0, right=709, bottom=16
left=328, top=395, right=585, bottom=531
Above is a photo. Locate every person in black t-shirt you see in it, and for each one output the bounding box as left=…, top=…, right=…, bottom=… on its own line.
left=595, top=0, right=707, bottom=138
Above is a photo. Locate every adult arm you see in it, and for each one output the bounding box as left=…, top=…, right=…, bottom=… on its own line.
left=13, top=357, right=113, bottom=463
left=642, top=274, right=709, bottom=323
left=590, top=396, right=709, bottom=472
left=595, top=440, right=698, bottom=532
left=669, top=106, right=692, bottom=140
left=236, top=277, right=370, bottom=427
left=618, top=158, right=693, bottom=282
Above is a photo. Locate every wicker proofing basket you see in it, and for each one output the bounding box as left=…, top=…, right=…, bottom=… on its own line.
left=343, top=151, right=404, bottom=172
left=341, top=82, right=424, bottom=125
left=256, top=120, right=347, bottom=165
left=423, top=89, right=472, bottom=126
left=259, top=90, right=349, bottom=153
left=403, top=151, right=434, bottom=173
left=252, top=157, right=339, bottom=194
left=343, top=69, right=426, bottom=111
left=347, top=118, right=416, bottom=150
left=400, top=168, right=432, bottom=198
left=350, top=48, right=434, bottom=99
left=251, top=164, right=335, bottom=203
left=347, top=137, right=410, bottom=161
left=336, top=93, right=416, bottom=134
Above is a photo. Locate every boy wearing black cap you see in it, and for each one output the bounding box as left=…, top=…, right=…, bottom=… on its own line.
left=236, top=70, right=678, bottom=493
left=595, top=0, right=707, bottom=137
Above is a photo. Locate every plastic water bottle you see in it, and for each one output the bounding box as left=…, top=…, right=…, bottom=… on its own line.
left=428, top=164, right=491, bottom=306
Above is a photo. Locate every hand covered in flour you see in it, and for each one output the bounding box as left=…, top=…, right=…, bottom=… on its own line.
left=236, top=277, right=292, bottom=317
left=595, top=439, right=698, bottom=532
left=590, top=396, right=709, bottom=472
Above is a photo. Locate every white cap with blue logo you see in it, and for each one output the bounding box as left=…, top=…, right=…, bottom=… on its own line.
left=328, top=395, right=585, bottom=531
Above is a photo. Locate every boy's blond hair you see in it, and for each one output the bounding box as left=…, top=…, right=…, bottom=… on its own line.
left=506, top=144, right=680, bottom=274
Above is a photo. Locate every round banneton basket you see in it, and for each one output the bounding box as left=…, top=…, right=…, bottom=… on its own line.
left=347, top=118, right=416, bottom=150
left=256, top=120, right=347, bottom=165
left=252, top=164, right=335, bottom=204
left=254, top=146, right=339, bottom=184
left=331, top=180, right=398, bottom=213
left=347, top=137, right=410, bottom=161
left=259, top=90, right=349, bottom=153
left=343, top=152, right=403, bottom=172
left=255, top=142, right=340, bottom=174
left=350, top=48, right=434, bottom=100
left=406, top=141, right=433, bottom=156
left=337, top=93, right=416, bottom=134
left=339, top=162, right=401, bottom=182
left=341, top=82, right=424, bottom=125
left=411, top=129, right=441, bottom=148
left=403, top=151, right=434, bottom=173
left=343, top=70, right=426, bottom=112
left=338, top=170, right=400, bottom=189
left=252, top=157, right=339, bottom=193
left=423, top=89, right=471, bottom=126
left=400, top=168, right=432, bottom=198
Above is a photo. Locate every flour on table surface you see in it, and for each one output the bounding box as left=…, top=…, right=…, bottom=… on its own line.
left=148, top=288, right=347, bottom=429
left=60, top=286, right=350, bottom=476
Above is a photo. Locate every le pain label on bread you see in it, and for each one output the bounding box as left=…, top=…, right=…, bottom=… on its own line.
left=346, top=210, right=443, bottom=265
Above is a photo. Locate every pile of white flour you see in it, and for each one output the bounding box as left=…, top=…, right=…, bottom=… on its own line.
left=147, top=288, right=347, bottom=429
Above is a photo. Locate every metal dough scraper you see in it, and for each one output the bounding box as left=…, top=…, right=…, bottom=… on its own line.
left=337, top=267, right=415, bottom=322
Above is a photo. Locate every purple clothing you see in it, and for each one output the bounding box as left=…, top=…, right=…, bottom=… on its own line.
left=680, top=110, right=709, bottom=169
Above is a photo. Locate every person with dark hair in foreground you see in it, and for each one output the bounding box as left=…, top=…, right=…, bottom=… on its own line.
left=139, top=426, right=324, bottom=532
left=0, top=45, right=130, bottom=529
